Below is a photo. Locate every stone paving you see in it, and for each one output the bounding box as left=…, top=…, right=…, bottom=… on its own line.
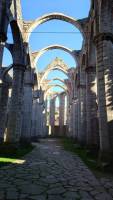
left=100, top=178, right=113, bottom=198
left=0, top=139, right=113, bottom=200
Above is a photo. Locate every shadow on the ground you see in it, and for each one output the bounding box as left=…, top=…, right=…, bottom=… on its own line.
left=0, top=142, right=34, bottom=167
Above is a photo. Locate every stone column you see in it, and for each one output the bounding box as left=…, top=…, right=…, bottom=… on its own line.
left=0, top=42, right=4, bottom=67
left=59, top=93, right=65, bottom=136
left=31, top=96, right=44, bottom=139
left=31, top=98, right=39, bottom=140
left=49, top=98, right=55, bottom=136
left=74, top=98, right=78, bottom=139
left=70, top=101, right=74, bottom=138
left=94, top=34, right=113, bottom=155
left=71, top=102, right=74, bottom=138
left=78, top=84, right=86, bottom=145
left=42, top=111, right=47, bottom=137
left=40, top=104, right=45, bottom=137
left=69, top=103, right=73, bottom=137
left=77, top=87, right=81, bottom=141
left=21, top=68, right=34, bottom=142
left=38, top=104, right=43, bottom=137
left=44, top=99, right=48, bottom=137
left=76, top=66, right=87, bottom=145
left=6, top=64, right=26, bottom=143
left=86, top=66, right=99, bottom=147
left=45, top=99, right=47, bottom=125
left=67, top=90, right=74, bottom=138
left=66, top=94, right=70, bottom=136
left=0, top=82, right=9, bottom=142
left=72, top=99, right=78, bottom=139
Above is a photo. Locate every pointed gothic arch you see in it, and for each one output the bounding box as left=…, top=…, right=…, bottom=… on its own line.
left=24, top=12, right=85, bottom=43
left=49, top=78, right=65, bottom=85
left=44, top=84, right=68, bottom=100
left=39, top=57, right=70, bottom=86
left=32, top=44, right=79, bottom=67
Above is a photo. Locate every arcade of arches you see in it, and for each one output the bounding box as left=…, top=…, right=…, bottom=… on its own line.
left=0, top=0, right=113, bottom=165
left=1, top=1, right=113, bottom=199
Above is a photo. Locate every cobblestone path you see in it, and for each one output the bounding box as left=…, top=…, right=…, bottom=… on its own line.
left=0, top=139, right=113, bottom=200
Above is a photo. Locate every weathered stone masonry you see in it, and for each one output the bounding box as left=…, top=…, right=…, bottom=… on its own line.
left=0, top=0, right=113, bottom=160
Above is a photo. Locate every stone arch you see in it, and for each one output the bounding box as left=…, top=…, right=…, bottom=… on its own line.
left=39, top=57, right=74, bottom=93
left=33, top=44, right=78, bottom=67
left=48, top=84, right=67, bottom=91
left=44, top=84, right=68, bottom=100
left=25, top=13, right=85, bottom=43
left=5, top=20, right=25, bottom=65
left=10, top=20, right=22, bottom=46
left=49, top=78, right=65, bottom=85
left=39, top=57, right=69, bottom=86
left=39, top=58, right=70, bottom=86
left=47, top=78, right=72, bottom=94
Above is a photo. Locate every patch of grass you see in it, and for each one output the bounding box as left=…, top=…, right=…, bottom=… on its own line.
left=61, top=138, right=99, bottom=171
left=0, top=157, right=17, bottom=163
left=0, top=142, right=34, bottom=167
left=60, top=138, right=113, bottom=178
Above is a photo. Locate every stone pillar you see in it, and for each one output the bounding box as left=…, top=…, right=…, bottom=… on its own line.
left=69, top=103, right=73, bottom=137
left=42, top=111, right=47, bottom=137
left=59, top=93, right=65, bottom=136
left=49, top=98, right=55, bottom=136
left=69, top=101, right=74, bottom=138
left=44, top=99, right=48, bottom=136
left=72, top=99, right=78, bottom=139
left=45, top=99, right=47, bottom=125
left=31, top=96, right=44, bottom=139
left=67, top=91, right=74, bottom=138
left=21, top=68, right=34, bottom=142
left=76, top=66, right=87, bottom=145
left=31, top=90, right=39, bottom=140
left=74, top=98, right=78, bottom=139
left=72, top=104, right=75, bottom=139
left=31, top=98, right=39, bottom=140
left=66, top=94, right=70, bottom=136
left=40, top=104, right=45, bottom=137
left=39, top=104, right=43, bottom=137
left=94, top=33, right=113, bottom=155
left=78, top=84, right=86, bottom=145
left=6, top=64, right=26, bottom=143
left=0, top=82, right=9, bottom=142
left=77, top=87, right=81, bottom=141
left=33, top=90, right=44, bottom=138
left=0, top=42, right=4, bottom=67
left=86, top=66, right=99, bottom=147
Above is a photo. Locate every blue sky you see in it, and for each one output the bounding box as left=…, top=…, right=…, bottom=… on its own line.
left=21, top=0, right=90, bottom=20
left=3, top=0, right=90, bottom=92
